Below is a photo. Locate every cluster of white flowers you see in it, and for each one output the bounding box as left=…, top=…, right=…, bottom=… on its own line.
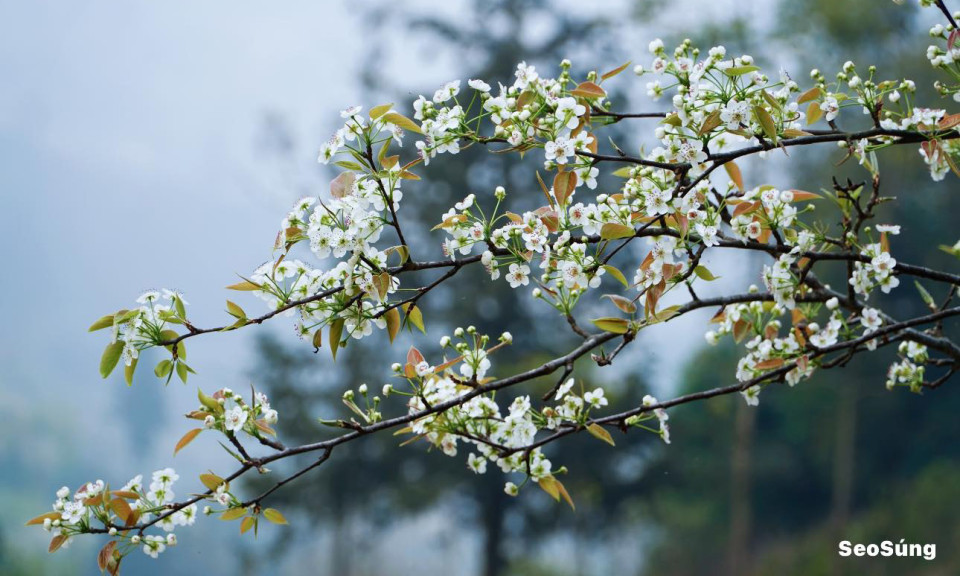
left=90, top=288, right=192, bottom=384
left=706, top=294, right=816, bottom=405
left=414, top=81, right=468, bottom=164
left=382, top=327, right=645, bottom=496
left=926, top=20, right=960, bottom=103
left=625, top=394, right=671, bottom=444
left=886, top=340, right=930, bottom=392
left=39, top=469, right=194, bottom=561
left=850, top=241, right=900, bottom=298
left=191, top=387, right=279, bottom=438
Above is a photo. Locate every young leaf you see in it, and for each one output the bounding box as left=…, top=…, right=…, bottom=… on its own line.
left=724, top=161, right=744, bottom=191
left=600, top=223, right=635, bottom=240
left=753, top=105, right=778, bottom=144
left=407, top=346, right=425, bottom=366
left=199, top=473, right=225, bottom=492
left=552, top=170, right=577, bottom=206
left=26, top=512, right=63, bottom=526
left=221, top=507, right=247, bottom=521
left=176, top=361, right=190, bottom=384
left=806, top=101, right=823, bottom=125
left=570, top=81, right=606, bottom=99
left=587, top=423, right=616, bottom=446
left=154, top=359, right=173, bottom=379
left=226, top=280, right=262, bottom=291
left=385, top=307, right=401, bottom=343
left=538, top=475, right=561, bottom=501
left=382, top=112, right=421, bottom=134
left=369, top=103, right=394, bottom=120
left=49, top=534, right=68, bottom=553
left=263, top=508, right=288, bottom=525
left=89, top=314, right=117, bottom=332
left=240, top=515, right=256, bottom=535
left=124, top=357, right=138, bottom=386
left=915, top=281, right=936, bottom=310
left=603, top=294, right=637, bottom=314
left=553, top=476, right=576, bottom=511
left=99, top=341, right=125, bottom=379
left=601, top=60, right=631, bottom=81
left=797, top=86, right=822, bottom=104
left=110, top=498, right=133, bottom=525
left=724, top=65, right=760, bottom=76
left=226, top=300, right=246, bottom=320
left=403, top=303, right=426, bottom=333
left=329, top=318, right=345, bottom=361
left=694, top=266, right=719, bottom=281
left=590, top=317, right=630, bottom=334
left=97, top=541, right=117, bottom=572
left=174, top=428, right=202, bottom=455
left=699, top=110, right=722, bottom=135
left=600, top=265, right=629, bottom=288
left=198, top=388, right=221, bottom=413
left=330, top=171, right=356, bottom=199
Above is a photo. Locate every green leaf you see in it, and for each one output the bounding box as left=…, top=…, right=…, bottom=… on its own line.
left=220, top=507, right=247, bottom=521
left=694, top=266, right=719, bottom=281
left=226, top=280, right=261, bottom=291
left=154, top=359, right=173, bottom=379
left=698, top=110, right=722, bottom=135
left=587, top=423, right=616, bottom=446
left=176, top=361, right=189, bottom=384
left=99, top=341, right=125, bottom=379
left=806, top=101, right=823, bottom=125
left=724, top=65, right=760, bottom=77
left=602, top=265, right=629, bottom=288
left=600, top=223, right=635, bottom=240
left=173, top=296, right=187, bottom=319
left=369, top=103, right=394, bottom=120
left=611, top=166, right=634, bottom=178
left=89, top=314, right=117, bottom=332
left=198, top=388, right=222, bottom=413
left=329, top=318, right=344, bottom=361
left=199, top=473, right=225, bottom=492
left=124, top=357, right=138, bottom=386
left=382, top=112, right=421, bottom=134
left=403, top=304, right=426, bottom=334
left=240, top=515, right=256, bottom=535
left=914, top=281, right=936, bottom=309
left=385, top=307, right=401, bottom=343
left=226, top=300, right=246, bottom=319
left=334, top=160, right=364, bottom=171
left=753, top=105, right=778, bottom=144
left=538, top=475, right=560, bottom=501
left=590, top=317, right=630, bottom=334
left=263, top=508, right=288, bottom=525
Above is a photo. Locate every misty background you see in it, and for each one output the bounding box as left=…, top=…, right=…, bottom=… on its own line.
left=1, top=1, right=957, bottom=574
